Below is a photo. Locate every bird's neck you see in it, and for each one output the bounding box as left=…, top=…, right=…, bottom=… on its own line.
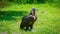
left=29, top=11, right=35, bottom=16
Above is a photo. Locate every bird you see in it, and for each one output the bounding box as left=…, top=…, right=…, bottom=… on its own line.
left=20, top=8, right=38, bottom=31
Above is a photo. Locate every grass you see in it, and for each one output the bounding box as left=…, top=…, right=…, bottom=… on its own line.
left=0, top=4, right=60, bottom=34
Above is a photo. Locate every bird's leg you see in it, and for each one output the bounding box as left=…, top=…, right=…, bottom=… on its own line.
left=30, top=22, right=34, bottom=30
left=25, top=26, right=29, bottom=31
left=30, top=24, right=33, bottom=29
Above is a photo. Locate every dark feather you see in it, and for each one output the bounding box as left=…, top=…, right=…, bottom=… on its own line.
left=20, top=8, right=37, bottom=31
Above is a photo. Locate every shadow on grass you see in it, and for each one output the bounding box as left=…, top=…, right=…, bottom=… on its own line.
left=0, top=11, right=28, bottom=21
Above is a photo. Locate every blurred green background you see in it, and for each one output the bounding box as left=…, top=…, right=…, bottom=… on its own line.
left=0, top=0, right=60, bottom=34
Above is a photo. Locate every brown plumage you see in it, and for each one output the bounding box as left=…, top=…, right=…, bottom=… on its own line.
left=20, top=8, right=37, bottom=31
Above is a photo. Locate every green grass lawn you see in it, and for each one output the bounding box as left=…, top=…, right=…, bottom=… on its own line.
left=0, top=4, right=60, bottom=34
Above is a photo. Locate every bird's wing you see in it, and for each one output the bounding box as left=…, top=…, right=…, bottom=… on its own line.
left=22, top=16, right=32, bottom=22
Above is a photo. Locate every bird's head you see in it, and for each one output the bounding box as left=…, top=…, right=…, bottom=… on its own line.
left=32, top=8, right=38, bottom=12
left=29, top=8, right=38, bottom=15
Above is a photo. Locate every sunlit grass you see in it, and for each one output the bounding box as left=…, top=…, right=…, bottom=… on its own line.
left=0, top=4, right=60, bottom=34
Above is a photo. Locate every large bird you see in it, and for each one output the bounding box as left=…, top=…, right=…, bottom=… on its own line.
left=20, top=8, right=37, bottom=31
